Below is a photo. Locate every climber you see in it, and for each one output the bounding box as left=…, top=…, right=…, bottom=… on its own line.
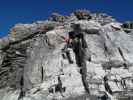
left=121, top=78, right=127, bottom=89
left=103, top=76, right=113, bottom=95
left=61, top=36, right=74, bottom=64
left=113, top=79, right=119, bottom=88
left=55, top=76, right=66, bottom=97
left=48, top=76, right=65, bottom=97
left=98, top=92, right=110, bottom=100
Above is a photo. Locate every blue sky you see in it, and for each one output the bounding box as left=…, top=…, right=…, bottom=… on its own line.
left=0, top=0, right=133, bottom=37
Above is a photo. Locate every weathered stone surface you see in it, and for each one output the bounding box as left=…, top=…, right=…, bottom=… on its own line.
left=0, top=10, right=133, bottom=100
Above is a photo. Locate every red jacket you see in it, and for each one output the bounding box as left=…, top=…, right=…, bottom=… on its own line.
left=64, top=37, right=72, bottom=44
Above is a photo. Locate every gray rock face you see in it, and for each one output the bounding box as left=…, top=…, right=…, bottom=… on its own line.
left=0, top=10, right=133, bottom=100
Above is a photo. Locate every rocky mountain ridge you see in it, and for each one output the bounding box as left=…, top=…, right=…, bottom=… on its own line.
left=0, top=10, right=133, bottom=100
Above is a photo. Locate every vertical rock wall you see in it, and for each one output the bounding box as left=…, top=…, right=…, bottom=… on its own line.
left=0, top=11, right=133, bottom=100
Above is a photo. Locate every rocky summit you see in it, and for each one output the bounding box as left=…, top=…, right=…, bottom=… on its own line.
left=0, top=10, right=133, bottom=100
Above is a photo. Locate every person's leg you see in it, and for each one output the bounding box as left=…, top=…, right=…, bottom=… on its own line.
left=121, top=80, right=125, bottom=89
left=58, top=82, right=65, bottom=97
left=66, top=50, right=73, bottom=64
left=123, top=80, right=126, bottom=88
left=61, top=45, right=67, bottom=59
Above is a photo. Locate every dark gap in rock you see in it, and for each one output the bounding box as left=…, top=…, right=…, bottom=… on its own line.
left=103, top=42, right=109, bottom=58
left=18, top=75, right=25, bottom=100
left=118, top=47, right=126, bottom=61
left=16, top=54, right=27, bottom=58
left=103, top=43, right=108, bottom=52
left=106, top=34, right=111, bottom=41
left=20, top=75, right=24, bottom=88
left=41, top=66, right=44, bottom=82
left=0, top=69, right=9, bottom=76
left=62, top=53, right=67, bottom=59
left=33, top=88, right=41, bottom=94
left=45, top=35, right=49, bottom=44
left=118, top=47, right=128, bottom=69
left=1, top=62, right=12, bottom=67
left=103, top=76, right=113, bottom=95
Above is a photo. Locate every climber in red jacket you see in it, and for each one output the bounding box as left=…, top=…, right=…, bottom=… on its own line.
left=61, top=36, right=73, bottom=64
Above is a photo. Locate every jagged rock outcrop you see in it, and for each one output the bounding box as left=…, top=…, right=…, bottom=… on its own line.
left=122, top=21, right=133, bottom=34
left=0, top=10, right=133, bottom=100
